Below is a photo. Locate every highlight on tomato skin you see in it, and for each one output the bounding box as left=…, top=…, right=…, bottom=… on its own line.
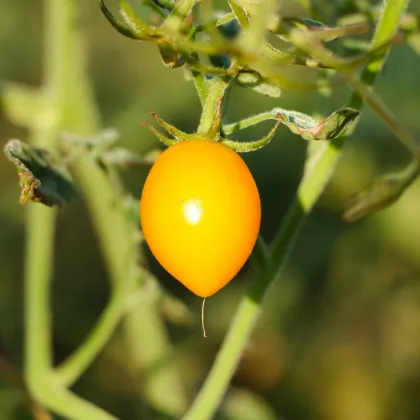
left=140, top=139, right=261, bottom=298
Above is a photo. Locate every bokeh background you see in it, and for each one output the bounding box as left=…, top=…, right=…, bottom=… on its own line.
left=1, top=0, right=420, bottom=419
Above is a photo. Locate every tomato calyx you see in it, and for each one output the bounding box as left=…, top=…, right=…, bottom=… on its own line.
left=144, top=108, right=282, bottom=153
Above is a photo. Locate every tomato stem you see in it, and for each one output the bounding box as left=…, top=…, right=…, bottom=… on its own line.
left=197, top=77, right=231, bottom=138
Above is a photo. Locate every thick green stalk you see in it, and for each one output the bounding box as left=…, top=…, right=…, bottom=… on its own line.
left=197, top=77, right=230, bottom=135
left=182, top=1, right=410, bottom=419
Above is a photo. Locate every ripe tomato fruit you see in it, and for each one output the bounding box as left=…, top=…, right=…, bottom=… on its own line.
left=140, top=139, right=261, bottom=297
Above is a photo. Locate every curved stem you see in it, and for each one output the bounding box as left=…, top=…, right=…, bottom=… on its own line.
left=55, top=287, right=125, bottom=386
left=182, top=1, right=410, bottom=419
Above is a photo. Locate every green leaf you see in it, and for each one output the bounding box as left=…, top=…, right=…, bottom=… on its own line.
left=275, top=107, right=359, bottom=141
left=252, top=81, right=282, bottom=97
left=343, top=161, right=420, bottom=222
left=4, top=139, right=76, bottom=207
left=236, top=71, right=282, bottom=97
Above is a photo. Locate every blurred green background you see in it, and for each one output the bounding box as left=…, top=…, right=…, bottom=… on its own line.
left=2, top=0, right=420, bottom=419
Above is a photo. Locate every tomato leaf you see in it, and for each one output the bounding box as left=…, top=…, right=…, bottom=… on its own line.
left=343, top=162, right=420, bottom=222
left=275, top=107, right=359, bottom=141
left=236, top=71, right=282, bottom=97
left=4, top=139, right=76, bottom=206
left=252, top=81, right=282, bottom=98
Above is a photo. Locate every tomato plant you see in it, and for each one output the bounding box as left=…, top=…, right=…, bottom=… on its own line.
left=3, top=0, right=418, bottom=418
left=140, top=139, right=261, bottom=297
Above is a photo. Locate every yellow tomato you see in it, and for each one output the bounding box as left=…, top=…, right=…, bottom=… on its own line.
left=140, top=139, right=261, bottom=297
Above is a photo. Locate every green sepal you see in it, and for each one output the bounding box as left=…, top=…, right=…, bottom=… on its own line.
left=149, top=111, right=198, bottom=141
left=141, top=122, right=178, bottom=147
left=221, top=119, right=281, bottom=152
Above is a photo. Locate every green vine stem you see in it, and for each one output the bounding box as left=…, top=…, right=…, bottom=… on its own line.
left=55, top=281, right=126, bottom=386
left=22, top=0, right=187, bottom=417
left=182, top=1, right=410, bottom=419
